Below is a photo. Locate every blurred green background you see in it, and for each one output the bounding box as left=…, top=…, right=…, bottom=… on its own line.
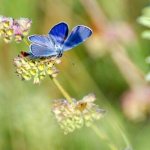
left=0, top=0, right=150, bottom=150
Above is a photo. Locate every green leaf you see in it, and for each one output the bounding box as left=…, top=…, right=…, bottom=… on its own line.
left=141, top=30, right=150, bottom=39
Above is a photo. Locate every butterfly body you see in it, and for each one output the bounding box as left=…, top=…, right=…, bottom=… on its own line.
left=28, top=22, right=92, bottom=58
left=54, top=45, right=63, bottom=57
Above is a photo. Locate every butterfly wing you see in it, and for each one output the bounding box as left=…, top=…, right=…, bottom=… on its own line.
left=49, top=22, right=68, bottom=46
left=63, top=25, right=92, bottom=51
left=28, top=35, right=54, bottom=48
left=30, top=44, right=57, bottom=57
left=28, top=35, right=56, bottom=57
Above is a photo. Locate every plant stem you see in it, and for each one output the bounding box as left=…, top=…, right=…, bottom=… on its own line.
left=114, top=122, right=132, bottom=150
left=23, top=38, right=30, bottom=46
left=91, top=125, right=119, bottom=150
left=51, top=77, right=72, bottom=103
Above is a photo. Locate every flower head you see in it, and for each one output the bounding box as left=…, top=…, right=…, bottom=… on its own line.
left=121, top=86, right=150, bottom=122
left=0, top=16, right=32, bottom=43
left=52, top=93, right=105, bottom=134
left=14, top=52, right=60, bottom=84
left=13, top=18, right=32, bottom=42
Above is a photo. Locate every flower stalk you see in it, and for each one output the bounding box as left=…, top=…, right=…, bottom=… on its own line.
left=51, top=77, right=72, bottom=103
left=91, top=125, right=119, bottom=150
left=23, top=37, right=30, bottom=46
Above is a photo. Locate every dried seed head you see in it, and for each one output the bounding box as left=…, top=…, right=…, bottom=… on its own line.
left=52, top=93, right=106, bottom=134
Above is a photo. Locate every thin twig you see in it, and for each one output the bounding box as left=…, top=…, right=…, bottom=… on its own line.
left=91, top=125, right=119, bottom=150
left=51, top=77, right=72, bottom=103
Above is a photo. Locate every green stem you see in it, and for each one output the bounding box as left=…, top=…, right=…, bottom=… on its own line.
left=91, top=125, right=119, bottom=150
left=114, top=122, right=132, bottom=149
left=91, top=125, right=108, bottom=141
left=23, top=37, right=30, bottom=46
left=51, top=77, right=72, bottom=103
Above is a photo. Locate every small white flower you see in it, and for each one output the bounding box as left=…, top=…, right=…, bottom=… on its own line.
left=52, top=93, right=105, bottom=134
left=14, top=52, right=60, bottom=84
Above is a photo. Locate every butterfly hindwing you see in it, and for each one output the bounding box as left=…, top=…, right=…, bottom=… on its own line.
left=63, top=25, right=92, bottom=51
left=30, top=44, right=57, bottom=57
left=49, top=22, right=69, bottom=46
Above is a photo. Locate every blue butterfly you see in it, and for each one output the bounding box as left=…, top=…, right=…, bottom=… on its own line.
left=28, top=22, right=92, bottom=58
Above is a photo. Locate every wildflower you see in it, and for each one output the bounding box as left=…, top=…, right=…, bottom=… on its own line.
left=52, top=93, right=105, bottom=134
left=121, top=86, right=150, bottom=122
left=0, top=16, right=14, bottom=42
left=13, top=18, right=32, bottom=42
left=0, top=16, right=32, bottom=43
left=14, top=52, right=60, bottom=84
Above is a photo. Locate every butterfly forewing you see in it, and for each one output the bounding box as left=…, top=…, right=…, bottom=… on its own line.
left=49, top=22, right=69, bottom=46
left=63, top=25, right=92, bottom=51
